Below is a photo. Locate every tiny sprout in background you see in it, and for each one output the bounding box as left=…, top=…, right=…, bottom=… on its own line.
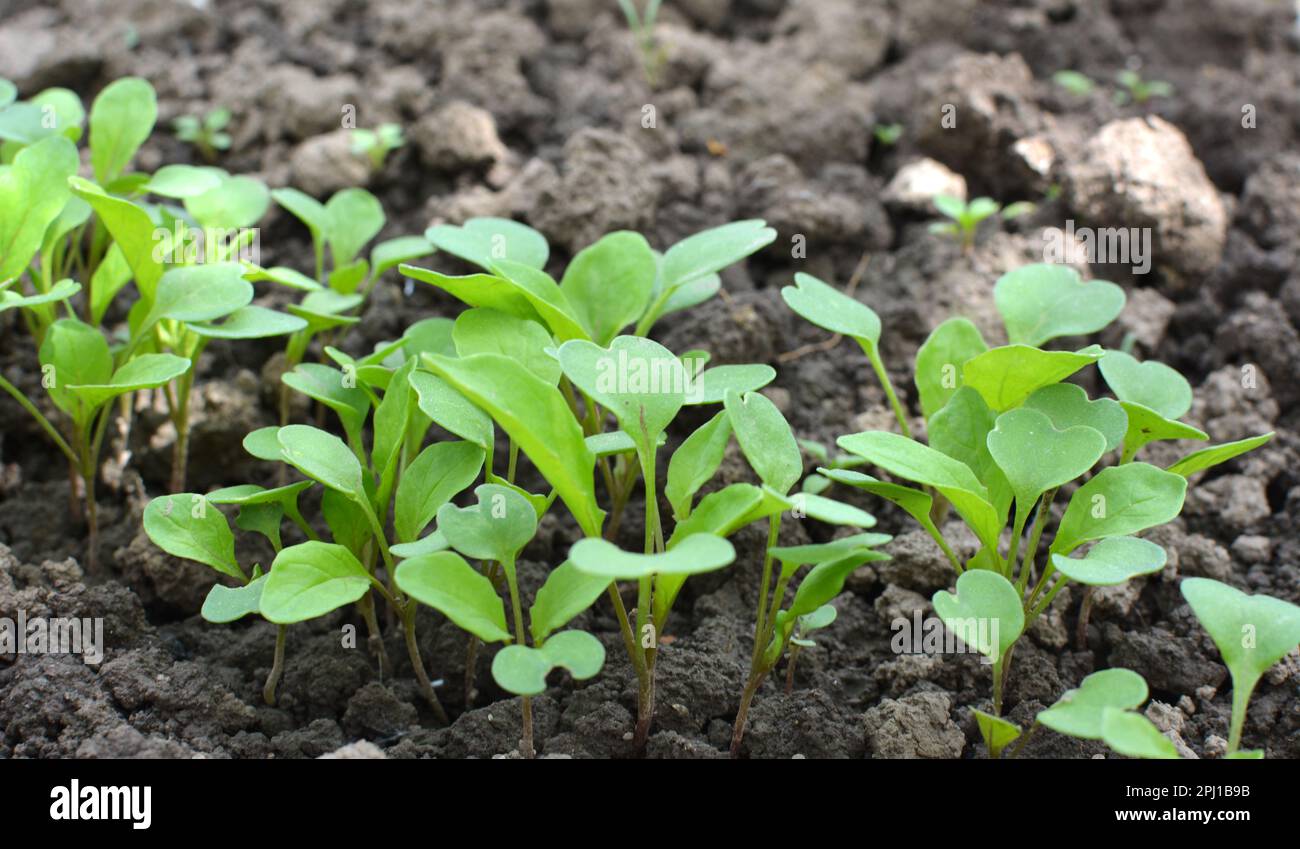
left=173, top=106, right=232, bottom=161
left=1114, top=69, right=1173, bottom=105
left=929, top=194, right=1035, bottom=251
left=785, top=604, right=836, bottom=693
left=873, top=123, right=903, bottom=146
left=351, top=123, right=404, bottom=171
left=1052, top=70, right=1096, bottom=97
left=618, top=0, right=665, bottom=87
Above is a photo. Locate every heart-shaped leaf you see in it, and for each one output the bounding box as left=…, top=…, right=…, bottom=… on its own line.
left=390, top=531, right=450, bottom=559
left=421, top=353, right=602, bottom=537
left=1181, top=578, right=1300, bottom=725
left=931, top=570, right=1023, bottom=663
left=929, top=386, right=1012, bottom=520
left=426, top=217, right=549, bottom=272
left=143, top=493, right=243, bottom=581
left=276, top=425, right=366, bottom=501
left=725, top=389, right=801, bottom=495
left=560, top=231, right=657, bottom=345
left=1051, top=463, right=1186, bottom=555
left=665, top=410, right=731, bottom=520
left=1099, top=351, right=1192, bottom=420
left=987, top=407, right=1107, bottom=509
left=261, top=541, right=373, bottom=624
left=184, top=173, right=270, bottom=230
left=963, top=344, right=1104, bottom=412
left=201, top=574, right=267, bottom=624
left=1050, top=536, right=1167, bottom=585
left=491, top=630, right=605, bottom=696
left=914, top=317, right=988, bottom=420
left=395, top=551, right=511, bottom=643
left=453, top=307, right=560, bottom=385
left=994, top=264, right=1125, bottom=346
left=530, top=560, right=613, bottom=644
left=685, top=364, right=776, bottom=406
left=1167, top=433, right=1273, bottom=478
left=89, top=77, right=156, bottom=183
left=1023, top=383, right=1127, bottom=454
left=559, top=336, right=686, bottom=454
left=394, top=441, right=484, bottom=543
left=325, top=188, right=384, bottom=268
left=569, top=533, right=736, bottom=580
left=437, top=484, right=538, bottom=565
left=1037, top=668, right=1148, bottom=739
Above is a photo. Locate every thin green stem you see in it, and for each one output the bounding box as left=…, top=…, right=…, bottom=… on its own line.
left=865, top=343, right=911, bottom=438
left=1228, top=681, right=1254, bottom=754
left=0, top=374, right=78, bottom=464
left=263, top=625, right=287, bottom=705
left=752, top=515, right=782, bottom=662
left=1017, top=488, right=1055, bottom=595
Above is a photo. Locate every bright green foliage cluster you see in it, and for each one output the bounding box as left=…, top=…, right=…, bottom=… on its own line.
left=787, top=262, right=1290, bottom=757
left=929, top=194, right=1034, bottom=250
left=350, top=123, right=404, bottom=171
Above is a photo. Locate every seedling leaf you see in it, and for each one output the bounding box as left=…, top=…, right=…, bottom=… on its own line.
left=394, top=552, right=511, bottom=643
left=994, top=264, right=1125, bottom=346
left=569, top=533, right=735, bottom=579
left=143, top=493, right=242, bottom=581
left=261, top=541, right=373, bottom=624
left=1050, top=536, right=1166, bottom=585
left=932, top=570, right=1023, bottom=662
left=1052, top=462, right=1186, bottom=555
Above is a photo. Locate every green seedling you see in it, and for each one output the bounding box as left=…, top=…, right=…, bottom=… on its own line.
left=1052, top=70, right=1096, bottom=96
left=784, top=604, right=836, bottom=693
left=617, top=0, right=665, bottom=87
left=873, top=123, right=903, bottom=146
left=350, top=123, right=404, bottom=171
left=173, top=107, right=232, bottom=161
left=1181, top=578, right=1300, bottom=756
left=1114, top=69, right=1173, bottom=105
left=797, top=438, right=865, bottom=495
left=786, top=262, right=1271, bottom=739
left=1035, top=668, right=1179, bottom=759
left=929, top=194, right=1035, bottom=251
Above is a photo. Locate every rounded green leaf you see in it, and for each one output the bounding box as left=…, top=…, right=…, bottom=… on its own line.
left=1023, top=383, right=1128, bottom=455
left=395, top=551, right=510, bottom=643
left=660, top=220, right=775, bottom=291
left=437, top=484, right=538, bottom=564
left=796, top=493, right=876, bottom=527
left=0, top=279, right=82, bottom=314
left=1052, top=463, right=1186, bottom=555
left=89, top=77, right=156, bottom=183
left=184, top=173, right=270, bottom=231
left=491, top=645, right=550, bottom=695
left=281, top=363, right=371, bottom=443
left=143, top=493, right=241, bottom=580
left=453, top=307, right=560, bottom=385
left=725, top=389, right=801, bottom=495
left=782, top=272, right=881, bottom=346
left=1037, top=668, right=1148, bottom=739
left=530, top=560, right=613, bottom=644
left=687, top=364, right=776, bottom=406
left=987, top=407, right=1107, bottom=508
left=569, top=533, right=735, bottom=580
left=931, top=570, right=1023, bottom=663
left=201, top=575, right=267, bottom=624
left=38, top=318, right=112, bottom=420
left=67, top=353, right=191, bottom=410
left=426, top=217, right=549, bottom=272
left=143, top=164, right=223, bottom=199
left=994, top=264, right=1125, bottom=347
left=539, top=630, right=604, bottom=679
left=559, top=336, right=687, bottom=449
left=1101, top=709, right=1180, bottom=759
left=1051, top=536, right=1166, bottom=586
left=189, top=305, right=307, bottom=339
left=963, top=344, right=1105, bottom=412
left=243, top=426, right=283, bottom=461
left=371, top=235, right=434, bottom=278
left=147, top=262, right=253, bottom=327
left=560, top=231, right=656, bottom=345
left=914, top=317, right=989, bottom=420
left=0, top=135, right=79, bottom=282
left=1181, top=578, right=1300, bottom=698
left=325, top=188, right=384, bottom=268
left=261, top=541, right=373, bottom=624
left=276, top=425, right=365, bottom=499
left=1099, top=351, right=1192, bottom=420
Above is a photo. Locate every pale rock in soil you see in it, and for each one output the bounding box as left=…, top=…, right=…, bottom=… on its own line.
left=1185, top=475, right=1271, bottom=535
left=531, top=129, right=659, bottom=253
left=1028, top=600, right=1070, bottom=649
left=1107, top=287, right=1175, bottom=353
left=883, top=158, right=968, bottom=213
left=737, top=156, right=893, bottom=250
left=415, top=101, right=511, bottom=176
left=1063, top=116, right=1228, bottom=287
left=1144, top=701, right=1199, bottom=759
left=319, top=740, right=387, bottom=759
left=260, top=65, right=359, bottom=142
left=873, top=584, right=930, bottom=624
left=864, top=692, right=965, bottom=758
left=289, top=129, right=372, bottom=196
left=1230, top=534, right=1273, bottom=566
left=0, top=7, right=106, bottom=90
left=1092, top=580, right=1142, bottom=620
left=1157, top=530, right=1234, bottom=583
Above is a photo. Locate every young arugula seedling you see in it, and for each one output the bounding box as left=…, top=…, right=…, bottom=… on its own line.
left=1052, top=70, right=1096, bottom=97
left=787, top=263, right=1273, bottom=741
left=617, top=0, right=665, bottom=87
left=929, top=194, right=1034, bottom=251
left=1114, top=69, right=1173, bottom=105
left=1180, top=578, right=1300, bottom=757
left=350, top=123, right=404, bottom=171
left=873, top=123, right=903, bottom=146
left=173, top=107, right=232, bottom=161
left=1034, top=668, right=1180, bottom=759
left=784, top=604, right=836, bottom=693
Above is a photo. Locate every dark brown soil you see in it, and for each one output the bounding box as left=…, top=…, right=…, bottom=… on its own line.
left=1, top=0, right=1298, bottom=759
